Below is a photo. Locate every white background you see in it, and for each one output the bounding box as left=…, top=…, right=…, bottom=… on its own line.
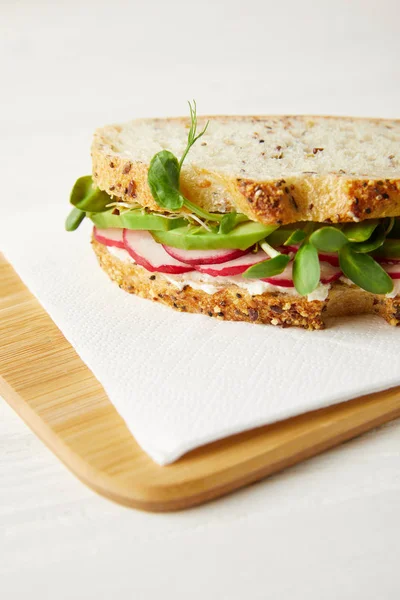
left=1, top=1, right=400, bottom=598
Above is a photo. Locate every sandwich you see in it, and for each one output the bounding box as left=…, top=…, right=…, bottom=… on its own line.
left=66, top=104, right=400, bottom=330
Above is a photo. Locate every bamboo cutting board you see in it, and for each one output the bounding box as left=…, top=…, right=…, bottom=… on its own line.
left=1, top=254, right=400, bottom=512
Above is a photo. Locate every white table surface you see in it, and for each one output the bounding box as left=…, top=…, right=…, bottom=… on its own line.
left=1, top=1, right=400, bottom=598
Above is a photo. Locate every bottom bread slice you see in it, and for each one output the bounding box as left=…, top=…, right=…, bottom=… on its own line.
left=92, top=239, right=400, bottom=330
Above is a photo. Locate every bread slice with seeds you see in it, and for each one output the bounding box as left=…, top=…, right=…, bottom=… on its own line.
left=92, top=239, right=400, bottom=330
left=92, top=115, right=400, bottom=225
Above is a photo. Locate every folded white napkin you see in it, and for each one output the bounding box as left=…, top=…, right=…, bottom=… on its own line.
left=2, top=211, right=400, bottom=464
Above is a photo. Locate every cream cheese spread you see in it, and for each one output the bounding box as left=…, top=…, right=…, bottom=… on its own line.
left=108, top=246, right=134, bottom=263
left=106, top=246, right=331, bottom=301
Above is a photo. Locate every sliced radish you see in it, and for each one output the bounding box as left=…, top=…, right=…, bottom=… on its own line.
left=93, top=227, right=125, bottom=249
left=123, top=230, right=193, bottom=274
left=281, top=244, right=339, bottom=267
left=261, top=262, right=294, bottom=287
left=317, top=252, right=339, bottom=267
left=261, top=261, right=342, bottom=288
left=320, top=262, right=342, bottom=284
left=163, top=245, right=249, bottom=265
left=194, top=250, right=269, bottom=277
left=383, top=264, right=400, bottom=279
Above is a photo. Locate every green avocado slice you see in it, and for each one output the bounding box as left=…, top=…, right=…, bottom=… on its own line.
left=88, top=209, right=187, bottom=231
left=152, top=222, right=278, bottom=250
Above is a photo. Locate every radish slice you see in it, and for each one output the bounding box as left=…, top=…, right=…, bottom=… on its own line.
left=262, top=261, right=342, bottom=288
left=383, top=264, right=400, bottom=279
left=261, top=262, right=294, bottom=287
left=281, top=244, right=339, bottom=267
left=163, top=245, right=248, bottom=265
left=194, top=251, right=269, bottom=277
left=320, top=262, right=342, bottom=284
left=123, top=230, right=193, bottom=274
left=93, top=227, right=125, bottom=249
left=317, top=252, right=339, bottom=267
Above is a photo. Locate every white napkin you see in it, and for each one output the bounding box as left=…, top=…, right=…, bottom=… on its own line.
left=2, top=210, right=400, bottom=465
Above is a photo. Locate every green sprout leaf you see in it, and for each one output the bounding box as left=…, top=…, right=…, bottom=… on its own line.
left=266, top=225, right=309, bottom=247
left=266, top=227, right=298, bottom=247
left=342, top=219, right=379, bottom=242
left=349, top=224, right=385, bottom=254
left=65, top=207, right=85, bottom=231
left=148, top=102, right=209, bottom=213
left=339, top=245, right=393, bottom=294
left=284, top=229, right=306, bottom=246
left=242, top=254, right=290, bottom=279
left=70, top=175, right=111, bottom=212
left=309, top=226, right=348, bottom=252
left=147, top=150, right=185, bottom=211
left=293, top=241, right=321, bottom=295
left=219, top=211, right=237, bottom=234
left=147, top=101, right=228, bottom=224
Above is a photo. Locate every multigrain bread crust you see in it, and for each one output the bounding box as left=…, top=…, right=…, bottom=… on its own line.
left=91, top=115, right=400, bottom=225
left=92, top=239, right=400, bottom=330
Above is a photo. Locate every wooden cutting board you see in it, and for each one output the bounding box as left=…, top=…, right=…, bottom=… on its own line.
left=1, top=254, right=400, bottom=512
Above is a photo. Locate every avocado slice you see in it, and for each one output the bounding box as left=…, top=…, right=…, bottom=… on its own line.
left=89, top=209, right=187, bottom=231
left=152, top=222, right=278, bottom=250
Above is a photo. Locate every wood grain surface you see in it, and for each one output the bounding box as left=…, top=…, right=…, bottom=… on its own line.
left=1, top=253, right=400, bottom=512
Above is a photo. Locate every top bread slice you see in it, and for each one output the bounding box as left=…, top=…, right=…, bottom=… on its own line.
left=91, top=115, right=400, bottom=225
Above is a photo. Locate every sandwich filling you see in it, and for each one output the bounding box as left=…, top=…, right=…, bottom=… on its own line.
left=66, top=176, right=400, bottom=299
left=105, top=244, right=333, bottom=302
